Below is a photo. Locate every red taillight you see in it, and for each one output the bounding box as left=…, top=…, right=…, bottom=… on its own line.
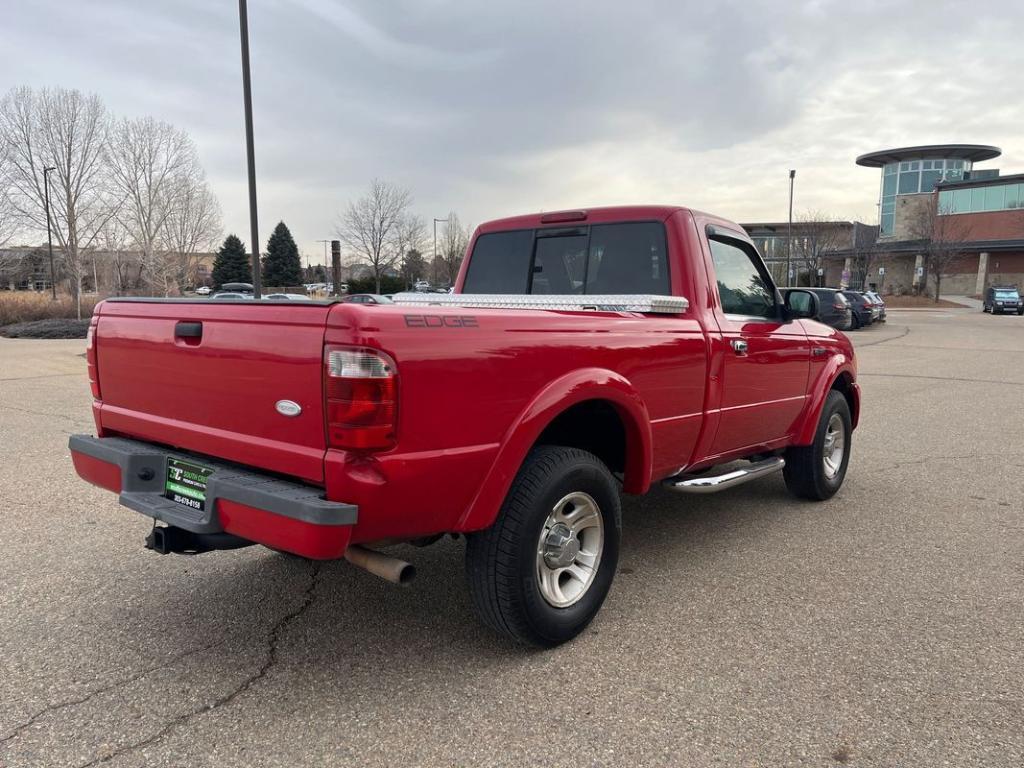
left=86, top=315, right=100, bottom=399
left=324, top=347, right=397, bottom=451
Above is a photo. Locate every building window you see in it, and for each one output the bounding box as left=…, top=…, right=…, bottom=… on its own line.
left=938, top=182, right=1023, bottom=215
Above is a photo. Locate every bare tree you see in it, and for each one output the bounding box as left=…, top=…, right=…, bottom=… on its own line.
left=791, top=211, right=847, bottom=286
left=906, top=194, right=971, bottom=302
left=0, top=87, right=114, bottom=316
left=163, top=176, right=222, bottom=290
left=435, top=211, right=471, bottom=286
left=0, top=131, right=19, bottom=247
left=336, top=179, right=414, bottom=293
left=107, top=116, right=206, bottom=296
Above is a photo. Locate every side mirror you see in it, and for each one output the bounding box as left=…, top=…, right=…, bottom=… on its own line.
left=784, top=289, right=818, bottom=320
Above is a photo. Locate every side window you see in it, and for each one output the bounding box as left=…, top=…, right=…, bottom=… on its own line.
left=708, top=237, right=776, bottom=318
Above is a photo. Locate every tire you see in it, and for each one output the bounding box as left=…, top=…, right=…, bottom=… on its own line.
left=1018, top=308, right=1023, bottom=316
left=850, top=313, right=861, bottom=330
left=465, top=446, right=621, bottom=647
left=783, top=390, right=852, bottom=501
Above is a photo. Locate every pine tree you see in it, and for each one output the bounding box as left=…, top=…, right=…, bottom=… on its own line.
left=211, top=234, right=252, bottom=287
left=262, top=221, right=302, bottom=287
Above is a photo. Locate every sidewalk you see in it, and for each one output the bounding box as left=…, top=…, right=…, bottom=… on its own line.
left=940, top=295, right=982, bottom=309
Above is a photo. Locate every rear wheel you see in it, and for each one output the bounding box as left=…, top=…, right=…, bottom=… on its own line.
left=465, top=446, right=621, bottom=647
left=783, top=390, right=852, bottom=501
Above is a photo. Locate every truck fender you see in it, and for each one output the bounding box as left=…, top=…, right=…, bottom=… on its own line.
left=456, top=368, right=652, bottom=532
left=794, top=359, right=860, bottom=446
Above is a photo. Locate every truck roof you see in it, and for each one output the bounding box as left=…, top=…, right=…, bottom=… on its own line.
left=476, top=205, right=689, bottom=234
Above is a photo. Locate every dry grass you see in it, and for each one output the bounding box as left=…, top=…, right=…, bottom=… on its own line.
left=0, top=292, right=101, bottom=326
left=882, top=295, right=964, bottom=308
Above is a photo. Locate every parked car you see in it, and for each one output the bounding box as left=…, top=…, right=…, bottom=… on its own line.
left=263, top=293, right=311, bottom=301
left=864, top=291, right=887, bottom=322
left=220, top=282, right=254, bottom=295
left=782, top=287, right=852, bottom=331
left=841, top=291, right=875, bottom=329
left=413, top=280, right=431, bottom=292
left=983, top=285, right=1023, bottom=315
left=70, top=204, right=859, bottom=647
left=341, top=293, right=394, bottom=304
left=195, top=286, right=212, bottom=296
left=211, top=292, right=253, bottom=300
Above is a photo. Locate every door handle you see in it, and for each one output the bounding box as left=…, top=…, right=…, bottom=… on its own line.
left=175, top=321, right=203, bottom=339
left=730, top=339, right=748, bottom=355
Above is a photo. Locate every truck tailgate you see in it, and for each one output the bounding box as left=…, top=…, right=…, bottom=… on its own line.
left=94, top=300, right=331, bottom=483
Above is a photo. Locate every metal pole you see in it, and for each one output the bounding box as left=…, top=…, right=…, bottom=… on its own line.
left=238, top=0, right=261, bottom=298
left=43, top=166, right=57, bottom=300
left=787, top=169, right=795, bottom=286
left=433, top=217, right=448, bottom=285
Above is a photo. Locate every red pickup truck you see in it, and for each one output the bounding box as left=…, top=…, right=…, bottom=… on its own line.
left=71, top=205, right=859, bottom=646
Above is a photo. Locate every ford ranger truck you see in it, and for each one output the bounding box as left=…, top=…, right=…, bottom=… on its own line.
left=70, top=205, right=860, bottom=647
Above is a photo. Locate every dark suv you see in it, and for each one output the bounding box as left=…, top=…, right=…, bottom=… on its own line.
left=782, top=287, right=852, bottom=331
left=983, top=285, right=1023, bottom=315
left=841, top=291, right=875, bottom=329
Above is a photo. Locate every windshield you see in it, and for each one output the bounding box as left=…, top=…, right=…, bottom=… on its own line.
left=994, top=289, right=1019, bottom=299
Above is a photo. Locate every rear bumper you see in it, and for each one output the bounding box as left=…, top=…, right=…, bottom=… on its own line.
left=69, top=435, right=357, bottom=559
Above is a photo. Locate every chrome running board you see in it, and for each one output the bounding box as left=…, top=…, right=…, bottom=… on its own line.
left=663, top=456, right=785, bottom=494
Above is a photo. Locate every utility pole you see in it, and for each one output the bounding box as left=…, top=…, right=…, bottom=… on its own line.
left=238, top=0, right=261, bottom=298
left=433, top=217, right=448, bottom=285
left=43, top=166, right=57, bottom=300
left=787, top=169, right=796, bottom=286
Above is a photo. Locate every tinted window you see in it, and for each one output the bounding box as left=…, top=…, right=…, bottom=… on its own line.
left=709, top=238, right=775, bottom=318
left=531, top=234, right=588, bottom=294
left=462, top=230, right=534, bottom=293
left=462, top=222, right=670, bottom=296
left=587, top=222, right=669, bottom=294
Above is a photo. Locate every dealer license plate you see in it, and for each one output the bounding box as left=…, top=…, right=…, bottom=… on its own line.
left=164, top=458, right=213, bottom=512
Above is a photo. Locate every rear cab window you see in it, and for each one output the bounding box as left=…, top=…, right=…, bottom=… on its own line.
left=462, top=222, right=670, bottom=296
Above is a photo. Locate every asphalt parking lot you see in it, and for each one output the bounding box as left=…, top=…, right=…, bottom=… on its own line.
left=1, top=307, right=1022, bottom=768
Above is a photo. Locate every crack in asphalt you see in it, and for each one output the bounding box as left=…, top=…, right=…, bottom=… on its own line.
left=73, top=562, right=322, bottom=768
left=0, top=372, right=81, bottom=382
left=853, top=325, right=910, bottom=348
left=857, top=372, right=1024, bottom=387
left=0, top=639, right=228, bottom=746
left=0, top=402, right=92, bottom=427
left=862, top=452, right=1024, bottom=473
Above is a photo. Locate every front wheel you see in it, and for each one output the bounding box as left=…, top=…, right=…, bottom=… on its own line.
left=783, top=390, right=852, bottom=500
left=465, top=446, right=621, bottom=647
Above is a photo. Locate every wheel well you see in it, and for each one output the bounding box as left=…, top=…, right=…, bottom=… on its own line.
left=535, top=400, right=626, bottom=475
left=830, top=373, right=858, bottom=425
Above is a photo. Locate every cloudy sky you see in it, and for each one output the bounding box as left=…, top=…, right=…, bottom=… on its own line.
left=4, top=0, right=1024, bottom=262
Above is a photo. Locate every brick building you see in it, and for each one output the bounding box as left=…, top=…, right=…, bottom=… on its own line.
left=821, top=144, right=1024, bottom=294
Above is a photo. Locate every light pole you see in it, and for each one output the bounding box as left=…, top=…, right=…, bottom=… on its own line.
left=238, top=0, right=261, bottom=298
left=786, top=169, right=796, bottom=286
left=433, top=217, right=448, bottom=286
left=316, top=239, right=329, bottom=278
left=43, top=166, right=57, bottom=300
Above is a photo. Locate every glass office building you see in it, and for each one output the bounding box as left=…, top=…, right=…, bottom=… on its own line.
left=856, top=145, right=1001, bottom=236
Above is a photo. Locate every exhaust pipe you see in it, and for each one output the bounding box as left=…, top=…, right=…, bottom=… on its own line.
left=344, top=545, right=416, bottom=586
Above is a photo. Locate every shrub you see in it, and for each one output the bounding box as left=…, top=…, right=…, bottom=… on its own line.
left=0, top=292, right=100, bottom=326
left=0, top=318, right=91, bottom=339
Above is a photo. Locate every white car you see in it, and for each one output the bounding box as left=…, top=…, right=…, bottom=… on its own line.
left=263, top=293, right=310, bottom=301
left=195, top=286, right=212, bottom=296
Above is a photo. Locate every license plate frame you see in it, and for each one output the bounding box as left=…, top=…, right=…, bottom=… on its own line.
left=164, top=457, right=214, bottom=512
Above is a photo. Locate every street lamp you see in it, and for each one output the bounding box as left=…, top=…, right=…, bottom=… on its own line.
left=43, top=166, right=57, bottom=300
left=786, top=169, right=796, bottom=286
left=316, top=239, right=330, bottom=277
left=433, top=217, right=448, bottom=285
left=237, top=0, right=261, bottom=298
